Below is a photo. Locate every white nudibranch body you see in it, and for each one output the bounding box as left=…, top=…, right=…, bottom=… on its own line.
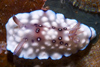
left=5, top=10, right=96, bottom=60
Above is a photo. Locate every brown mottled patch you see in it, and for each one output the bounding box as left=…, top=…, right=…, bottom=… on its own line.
left=69, top=0, right=100, bottom=13
left=75, top=35, right=100, bottom=67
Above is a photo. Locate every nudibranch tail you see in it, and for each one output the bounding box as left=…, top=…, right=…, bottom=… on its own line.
left=90, top=27, right=96, bottom=40
left=5, top=10, right=96, bottom=60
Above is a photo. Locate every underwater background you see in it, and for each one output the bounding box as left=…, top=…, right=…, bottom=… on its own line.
left=0, top=0, right=100, bottom=67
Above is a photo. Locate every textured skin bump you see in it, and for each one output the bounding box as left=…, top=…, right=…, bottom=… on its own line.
left=5, top=10, right=96, bottom=60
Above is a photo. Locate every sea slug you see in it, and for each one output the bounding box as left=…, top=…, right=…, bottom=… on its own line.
left=5, top=10, right=96, bottom=60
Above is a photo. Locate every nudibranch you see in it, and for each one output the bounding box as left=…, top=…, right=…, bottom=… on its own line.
left=5, top=10, right=96, bottom=60
left=69, top=0, right=100, bottom=13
